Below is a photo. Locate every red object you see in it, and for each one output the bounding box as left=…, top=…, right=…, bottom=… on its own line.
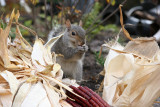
left=66, top=86, right=110, bottom=107
left=66, top=98, right=82, bottom=107
left=79, top=86, right=104, bottom=107
left=84, top=86, right=110, bottom=107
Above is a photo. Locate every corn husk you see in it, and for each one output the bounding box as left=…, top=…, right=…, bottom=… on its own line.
left=102, top=5, right=160, bottom=107
left=0, top=10, right=73, bottom=107
left=102, top=28, right=160, bottom=107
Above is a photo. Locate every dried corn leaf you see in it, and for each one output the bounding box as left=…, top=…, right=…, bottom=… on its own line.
left=0, top=71, right=19, bottom=107
left=39, top=73, right=72, bottom=91
left=0, top=67, right=5, bottom=73
left=51, top=63, right=61, bottom=77
left=17, top=53, right=32, bottom=68
left=0, top=10, right=15, bottom=66
left=45, top=33, right=63, bottom=52
left=8, top=52, right=23, bottom=65
left=54, top=69, right=63, bottom=80
left=43, top=80, right=61, bottom=107
left=20, top=82, right=51, bottom=107
left=133, top=37, right=155, bottom=41
left=15, top=11, right=32, bottom=52
left=0, top=12, right=23, bottom=71
left=119, top=5, right=133, bottom=41
left=60, top=100, right=73, bottom=107
left=0, top=94, right=13, bottom=107
left=13, top=35, right=32, bottom=55
left=12, top=83, right=31, bottom=107
left=62, top=78, right=79, bottom=87
left=31, top=39, right=52, bottom=67
left=1, top=71, right=19, bottom=94
left=123, top=37, right=159, bottom=60
left=19, top=50, right=31, bottom=58
left=103, top=42, right=160, bottom=107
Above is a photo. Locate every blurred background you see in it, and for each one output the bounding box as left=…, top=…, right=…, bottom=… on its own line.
left=1, top=0, right=160, bottom=42
left=1, top=0, right=160, bottom=41
left=0, top=0, right=160, bottom=101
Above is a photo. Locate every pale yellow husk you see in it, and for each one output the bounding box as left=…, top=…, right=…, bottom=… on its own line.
left=0, top=10, right=73, bottom=107
left=103, top=38, right=160, bottom=107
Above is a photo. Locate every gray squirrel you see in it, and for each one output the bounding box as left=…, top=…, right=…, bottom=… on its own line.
left=50, top=20, right=88, bottom=81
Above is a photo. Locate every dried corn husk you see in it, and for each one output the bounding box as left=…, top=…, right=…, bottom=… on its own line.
left=0, top=10, right=73, bottom=107
left=102, top=36, right=160, bottom=107
left=103, top=6, right=160, bottom=107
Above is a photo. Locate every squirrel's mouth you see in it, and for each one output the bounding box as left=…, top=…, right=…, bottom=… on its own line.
left=78, top=42, right=84, bottom=46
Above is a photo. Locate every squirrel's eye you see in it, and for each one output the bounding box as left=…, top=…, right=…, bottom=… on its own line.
left=72, top=31, right=76, bottom=36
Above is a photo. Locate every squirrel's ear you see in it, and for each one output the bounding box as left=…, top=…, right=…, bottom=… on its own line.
left=79, top=20, right=83, bottom=27
left=65, top=19, right=71, bottom=28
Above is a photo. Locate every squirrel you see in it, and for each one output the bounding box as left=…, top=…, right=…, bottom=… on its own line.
left=51, top=20, right=88, bottom=81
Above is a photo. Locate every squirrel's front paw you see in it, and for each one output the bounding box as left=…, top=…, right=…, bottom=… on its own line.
left=83, top=44, right=88, bottom=52
left=77, top=45, right=88, bottom=52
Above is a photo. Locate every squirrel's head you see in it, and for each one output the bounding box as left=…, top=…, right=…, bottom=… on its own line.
left=65, top=19, right=86, bottom=47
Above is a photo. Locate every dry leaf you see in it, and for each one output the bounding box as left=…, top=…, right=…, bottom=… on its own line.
left=60, top=100, right=73, bottom=107
left=31, top=39, right=47, bottom=66
left=123, top=37, right=159, bottom=60
left=0, top=9, right=15, bottom=67
left=12, top=83, right=31, bottom=107
left=43, top=80, right=61, bottom=107
left=20, top=82, right=52, bottom=107
left=62, top=78, right=79, bottom=87
left=45, top=33, right=64, bottom=52
left=0, top=70, right=19, bottom=107
left=119, top=5, right=133, bottom=41
left=103, top=41, right=160, bottom=107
